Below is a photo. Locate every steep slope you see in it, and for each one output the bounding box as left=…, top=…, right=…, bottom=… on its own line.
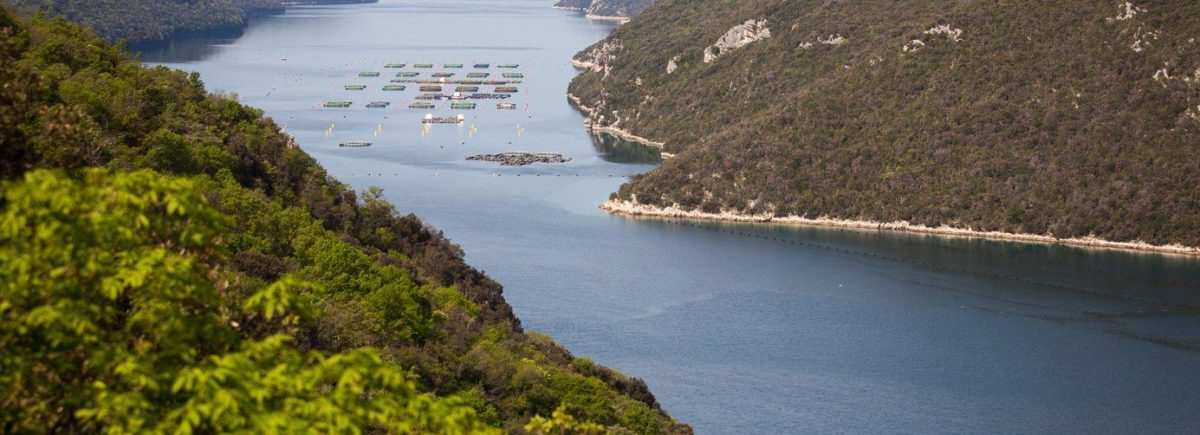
left=554, top=0, right=655, bottom=20
left=569, top=0, right=1200, bottom=250
left=0, top=8, right=689, bottom=433
left=0, top=0, right=374, bottom=43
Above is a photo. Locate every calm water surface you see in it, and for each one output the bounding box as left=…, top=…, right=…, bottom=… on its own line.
left=144, top=1, right=1200, bottom=433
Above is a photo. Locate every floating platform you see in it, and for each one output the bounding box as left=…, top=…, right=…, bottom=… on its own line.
left=422, top=114, right=466, bottom=124
left=382, top=84, right=406, bottom=91
left=419, top=85, right=443, bottom=92
left=340, top=140, right=372, bottom=147
left=366, top=101, right=390, bottom=108
left=396, top=72, right=420, bottom=77
left=494, top=86, right=519, bottom=93
left=345, top=84, right=367, bottom=90
left=466, top=152, right=570, bottom=166
left=409, top=102, right=436, bottom=109
left=468, top=93, right=512, bottom=100
left=497, top=103, right=518, bottom=110
left=414, top=63, right=434, bottom=68
left=384, top=63, right=406, bottom=68
left=415, top=93, right=451, bottom=100
left=467, top=72, right=489, bottom=78
left=359, top=71, right=381, bottom=77
left=432, top=72, right=455, bottom=78
left=502, top=72, right=524, bottom=78
left=450, top=102, right=477, bottom=110
left=473, top=63, right=490, bottom=69
left=498, top=64, right=520, bottom=68
left=444, top=63, right=464, bottom=68
left=324, top=100, right=353, bottom=108
left=455, top=86, right=480, bottom=92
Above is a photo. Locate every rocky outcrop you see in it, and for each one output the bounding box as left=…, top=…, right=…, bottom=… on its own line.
left=703, top=19, right=770, bottom=63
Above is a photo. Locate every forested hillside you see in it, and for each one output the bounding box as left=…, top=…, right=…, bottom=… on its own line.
left=555, top=0, right=655, bottom=19
left=569, top=0, right=1200, bottom=248
left=0, top=0, right=374, bottom=43
left=0, top=8, right=689, bottom=433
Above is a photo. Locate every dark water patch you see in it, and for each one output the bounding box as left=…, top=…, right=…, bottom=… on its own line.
left=590, top=132, right=661, bottom=164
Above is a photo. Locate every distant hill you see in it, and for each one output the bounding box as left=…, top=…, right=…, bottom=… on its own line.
left=569, top=0, right=1200, bottom=250
left=0, top=0, right=375, bottom=43
left=554, top=0, right=655, bottom=20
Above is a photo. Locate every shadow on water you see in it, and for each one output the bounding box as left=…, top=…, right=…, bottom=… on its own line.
left=590, top=132, right=661, bottom=164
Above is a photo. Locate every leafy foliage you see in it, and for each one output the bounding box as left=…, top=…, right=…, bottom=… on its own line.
left=570, top=0, right=1200, bottom=246
left=0, top=6, right=690, bottom=433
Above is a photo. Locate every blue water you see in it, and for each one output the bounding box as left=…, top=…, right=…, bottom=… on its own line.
left=143, top=1, right=1200, bottom=433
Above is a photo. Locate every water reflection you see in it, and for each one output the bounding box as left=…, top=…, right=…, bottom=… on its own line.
left=590, top=132, right=661, bottom=164
left=131, top=29, right=244, bottom=63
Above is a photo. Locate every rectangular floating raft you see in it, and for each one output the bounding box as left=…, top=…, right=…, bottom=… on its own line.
left=366, top=101, right=390, bottom=108
left=414, top=63, right=434, bottom=68
left=382, top=84, right=406, bottom=91
left=444, top=63, right=463, bottom=68
left=340, top=140, right=372, bottom=147
left=359, top=71, right=381, bottom=77
left=419, top=85, right=443, bottom=92
left=494, top=86, right=519, bottom=93
left=498, top=64, right=520, bottom=68
left=409, top=102, right=436, bottom=109
left=473, top=63, right=490, bottom=69
left=344, top=84, right=367, bottom=90
left=467, top=72, right=489, bottom=78
left=502, top=72, right=524, bottom=78
left=450, top=102, right=477, bottom=110
left=455, top=86, right=480, bottom=92
left=384, top=63, right=406, bottom=68
left=497, top=103, right=517, bottom=110
left=323, top=100, right=352, bottom=108
left=432, top=72, right=455, bottom=78
left=396, top=72, right=420, bottom=77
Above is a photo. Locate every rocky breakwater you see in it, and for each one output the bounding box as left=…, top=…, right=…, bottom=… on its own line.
left=466, top=152, right=572, bottom=166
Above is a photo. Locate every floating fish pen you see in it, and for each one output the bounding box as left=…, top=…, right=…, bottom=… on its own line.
left=384, top=63, right=406, bottom=68
left=359, top=71, right=381, bottom=77
left=415, top=93, right=451, bottom=100
left=502, top=72, right=524, bottom=78
left=345, top=84, right=368, bottom=90
left=497, top=103, right=518, bottom=110
left=466, top=152, right=570, bottom=166
left=396, top=72, right=420, bottom=77
left=419, top=85, right=443, bottom=92
left=366, top=101, right=390, bottom=108
left=323, top=100, right=353, bottom=108
left=494, top=86, right=519, bottom=93
left=339, top=140, right=372, bottom=147
left=409, top=102, right=436, bottom=109
left=473, top=63, right=490, bottom=69
left=468, top=93, right=512, bottom=99
left=467, top=72, right=489, bottom=78
left=450, top=102, right=477, bottom=110
left=483, top=80, right=521, bottom=85
left=414, top=63, right=434, bottom=68
left=455, top=86, right=480, bottom=92
left=382, top=84, right=406, bottom=91
left=432, top=72, right=455, bottom=78
left=498, top=64, right=520, bottom=68
left=422, top=114, right=466, bottom=124
left=444, top=63, right=464, bottom=68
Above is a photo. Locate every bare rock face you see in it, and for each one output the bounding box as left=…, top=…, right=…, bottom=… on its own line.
left=703, top=19, right=771, bottom=63
left=573, top=39, right=624, bottom=74
left=666, top=55, right=680, bottom=74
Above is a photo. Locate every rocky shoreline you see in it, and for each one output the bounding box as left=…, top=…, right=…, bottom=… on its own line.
left=601, top=198, right=1200, bottom=256
left=567, top=93, right=666, bottom=148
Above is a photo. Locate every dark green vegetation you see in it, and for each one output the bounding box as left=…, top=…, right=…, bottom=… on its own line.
left=0, top=8, right=688, bottom=433
left=570, top=0, right=1200, bottom=247
left=555, top=0, right=655, bottom=19
left=0, top=0, right=375, bottom=43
